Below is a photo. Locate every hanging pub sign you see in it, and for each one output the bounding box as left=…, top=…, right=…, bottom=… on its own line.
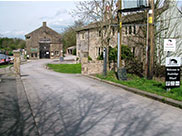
left=165, top=57, right=181, bottom=89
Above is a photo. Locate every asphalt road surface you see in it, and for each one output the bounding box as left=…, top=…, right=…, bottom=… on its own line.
left=20, top=59, right=182, bottom=136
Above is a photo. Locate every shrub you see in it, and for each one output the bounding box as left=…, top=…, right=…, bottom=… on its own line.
left=109, top=45, right=133, bottom=62
left=109, top=46, right=143, bottom=77
left=97, top=52, right=103, bottom=60
left=72, top=48, right=76, bottom=55
left=153, top=64, right=165, bottom=77
left=126, top=58, right=144, bottom=77
left=88, top=56, right=92, bottom=61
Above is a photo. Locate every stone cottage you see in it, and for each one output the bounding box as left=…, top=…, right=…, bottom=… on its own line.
left=75, top=12, right=147, bottom=75
left=76, top=12, right=146, bottom=62
left=25, top=22, right=63, bottom=59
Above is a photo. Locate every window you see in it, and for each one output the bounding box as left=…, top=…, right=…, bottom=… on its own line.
left=129, top=26, right=132, bottom=34
left=98, top=30, right=101, bottom=37
left=55, top=51, right=59, bottom=55
left=82, top=33, right=85, bottom=39
left=35, top=53, right=37, bottom=58
left=26, top=36, right=31, bottom=39
left=132, top=47, right=135, bottom=57
left=133, top=26, right=136, bottom=35
left=125, top=27, right=128, bottom=35
left=112, top=27, right=115, bottom=36
left=98, top=47, right=101, bottom=56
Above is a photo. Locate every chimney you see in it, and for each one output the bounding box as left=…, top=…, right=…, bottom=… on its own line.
left=43, top=22, right=47, bottom=27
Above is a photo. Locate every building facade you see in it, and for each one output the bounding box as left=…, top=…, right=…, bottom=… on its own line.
left=25, top=22, right=63, bottom=59
left=76, top=13, right=146, bottom=62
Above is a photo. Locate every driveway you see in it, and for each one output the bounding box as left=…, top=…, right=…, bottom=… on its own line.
left=20, top=59, right=182, bottom=136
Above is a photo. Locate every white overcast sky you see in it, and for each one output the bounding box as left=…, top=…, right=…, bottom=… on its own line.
left=0, top=0, right=182, bottom=39
left=0, top=0, right=81, bottom=39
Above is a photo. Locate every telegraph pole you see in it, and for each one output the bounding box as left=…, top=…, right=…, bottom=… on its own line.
left=117, top=0, right=127, bottom=81
left=117, top=0, right=122, bottom=68
left=147, top=0, right=155, bottom=79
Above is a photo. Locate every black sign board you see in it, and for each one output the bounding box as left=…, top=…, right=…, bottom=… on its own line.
left=165, top=67, right=181, bottom=89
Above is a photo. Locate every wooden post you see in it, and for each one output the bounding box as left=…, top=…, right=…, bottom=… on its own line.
left=147, top=0, right=154, bottom=79
left=119, top=0, right=122, bottom=68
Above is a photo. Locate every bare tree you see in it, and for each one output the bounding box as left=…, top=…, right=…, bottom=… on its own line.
left=73, top=0, right=118, bottom=50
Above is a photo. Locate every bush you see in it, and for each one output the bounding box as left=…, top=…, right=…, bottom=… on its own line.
left=88, top=56, right=92, bottom=61
left=97, top=52, right=103, bottom=60
left=72, top=48, right=76, bottom=55
left=109, top=46, right=143, bottom=77
left=153, top=64, right=165, bottom=77
left=109, top=45, right=133, bottom=62
left=126, top=58, right=143, bottom=77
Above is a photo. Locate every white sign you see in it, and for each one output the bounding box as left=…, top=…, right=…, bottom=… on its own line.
left=164, top=39, right=176, bottom=52
left=166, top=57, right=181, bottom=67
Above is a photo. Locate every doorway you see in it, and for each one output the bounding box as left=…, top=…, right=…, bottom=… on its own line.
left=39, top=43, right=50, bottom=59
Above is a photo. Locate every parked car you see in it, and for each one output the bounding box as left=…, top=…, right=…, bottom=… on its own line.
left=0, top=54, right=11, bottom=64
left=9, top=56, right=14, bottom=64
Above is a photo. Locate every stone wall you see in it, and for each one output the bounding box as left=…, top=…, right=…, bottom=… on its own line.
left=81, top=57, right=103, bottom=75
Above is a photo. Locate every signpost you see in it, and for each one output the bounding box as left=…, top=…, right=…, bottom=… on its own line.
left=165, top=57, right=181, bottom=90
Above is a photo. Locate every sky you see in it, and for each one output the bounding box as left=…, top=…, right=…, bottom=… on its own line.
left=0, top=0, right=182, bottom=39
left=0, top=1, right=80, bottom=39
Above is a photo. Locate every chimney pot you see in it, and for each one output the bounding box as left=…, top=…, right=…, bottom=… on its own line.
left=43, top=22, right=47, bottom=27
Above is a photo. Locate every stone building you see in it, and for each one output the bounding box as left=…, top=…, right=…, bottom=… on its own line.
left=76, top=12, right=146, bottom=62
left=25, top=22, right=63, bottom=59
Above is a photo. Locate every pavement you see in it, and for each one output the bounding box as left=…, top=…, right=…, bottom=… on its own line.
left=0, top=66, right=38, bottom=135
left=18, top=59, right=182, bottom=136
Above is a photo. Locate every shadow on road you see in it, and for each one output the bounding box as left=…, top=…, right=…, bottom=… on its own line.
left=0, top=84, right=177, bottom=136
left=0, top=78, right=38, bottom=136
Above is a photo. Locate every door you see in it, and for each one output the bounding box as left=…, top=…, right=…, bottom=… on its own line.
left=39, top=43, right=50, bottom=59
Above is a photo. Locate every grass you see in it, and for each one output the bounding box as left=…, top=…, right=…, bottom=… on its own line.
left=96, top=71, right=182, bottom=101
left=0, top=64, right=12, bottom=69
left=47, top=64, right=81, bottom=74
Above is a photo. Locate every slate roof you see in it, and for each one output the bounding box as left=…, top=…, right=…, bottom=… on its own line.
left=25, top=22, right=61, bottom=38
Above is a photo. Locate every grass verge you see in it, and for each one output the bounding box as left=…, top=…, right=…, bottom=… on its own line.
left=96, top=71, right=182, bottom=101
left=47, top=64, right=81, bottom=74
left=0, top=64, right=12, bottom=69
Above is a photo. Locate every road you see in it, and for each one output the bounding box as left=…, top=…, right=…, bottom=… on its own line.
left=20, top=59, right=182, bottom=136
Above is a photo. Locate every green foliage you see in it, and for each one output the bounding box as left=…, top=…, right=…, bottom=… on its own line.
left=0, top=38, right=25, bottom=53
left=97, top=52, right=103, bottom=60
left=62, top=20, right=84, bottom=53
left=96, top=72, right=182, bottom=101
left=0, top=64, right=12, bottom=69
left=88, top=56, right=92, bottom=61
left=109, top=46, right=117, bottom=61
left=47, top=64, right=81, bottom=74
left=109, top=46, right=144, bottom=77
left=72, top=48, right=76, bottom=55
left=109, top=45, right=133, bottom=62
left=62, top=28, right=76, bottom=52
